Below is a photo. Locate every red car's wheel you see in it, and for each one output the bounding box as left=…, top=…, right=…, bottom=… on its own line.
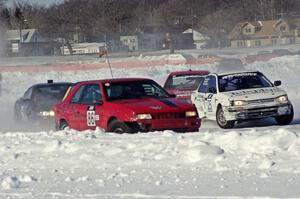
left=107, top=120, right=132, bottom=133
left=58, top=120, right=69, bottom=131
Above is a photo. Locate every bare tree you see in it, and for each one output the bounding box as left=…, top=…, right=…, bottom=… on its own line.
left=3, top=0, right=300, bottom=54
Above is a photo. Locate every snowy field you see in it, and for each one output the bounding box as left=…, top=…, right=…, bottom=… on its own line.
left=1, top=55, right=300, bottom=198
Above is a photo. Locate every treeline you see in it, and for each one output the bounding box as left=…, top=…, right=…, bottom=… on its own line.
left=1, top=0, right=300, bottom=48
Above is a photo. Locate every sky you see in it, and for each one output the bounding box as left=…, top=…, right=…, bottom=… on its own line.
left=5, top=0, right=63, bottom=7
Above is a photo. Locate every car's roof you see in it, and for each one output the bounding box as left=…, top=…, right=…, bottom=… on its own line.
left=33, top=82, right=73, bottom=87
left=76, top=78, right=153, bottom=85
left=168, top=70, right=210, bottom=76
left=212, top=70, right=260, bottom=77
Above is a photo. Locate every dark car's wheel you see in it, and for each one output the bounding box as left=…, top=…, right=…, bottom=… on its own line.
left=15, top=105, right=29, bottom=122
left=58, top=120, right=69, bottom=130
left=275, top=105, right=294, bottom=125
left=14, top=106, right=21, bottom=122
left=19, top=103, right=34, bottom=121
left=107, top=120, right=132, bottom=133
left=216, top=106, right=235, bottom=129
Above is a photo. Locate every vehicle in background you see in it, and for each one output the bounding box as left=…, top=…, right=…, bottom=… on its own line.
left=215, top=58, right=244, bottom=71
left=163, top=70, right=209, bottom=101
left=14, top=80, right=73, bottom=122
left=191, top=71, right=294, bottom=129
left=54, top=78, right=201, bottom=133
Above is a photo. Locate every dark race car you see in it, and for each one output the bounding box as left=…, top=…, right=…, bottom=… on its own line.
left=163, top=70, right=210, bottom=101
left=54, top=78, right=201, bottom=133
left=14, top=80, right=73, bottom=123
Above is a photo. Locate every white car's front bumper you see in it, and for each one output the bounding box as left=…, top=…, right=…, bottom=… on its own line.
left=223, top=103, right=292, bottom=121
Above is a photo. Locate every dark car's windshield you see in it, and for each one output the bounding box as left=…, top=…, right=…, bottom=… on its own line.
left=164, top=75, right=205, bottom=90
left=218, top=72, right=273, bottom=92
left=103, top=80, right=170, bottom=101
left=33, top=84, right=72, bottom=103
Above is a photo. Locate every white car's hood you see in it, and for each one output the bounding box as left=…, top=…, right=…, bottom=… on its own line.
left=222, top=87, right=286, bottom=101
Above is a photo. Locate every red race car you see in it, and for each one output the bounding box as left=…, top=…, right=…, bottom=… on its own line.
left=53, top=78, right=201, bottom=133
left=163, top=70, right=210, bottom=101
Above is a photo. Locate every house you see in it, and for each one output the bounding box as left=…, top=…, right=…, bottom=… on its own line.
left=5, top=29, right=55, bottom=56
left=135, top=25, right=165, bottom=51
left=229, top=18, right=300, bottom=48
left=61, top=42, right=106, bottom=55
left=139, top=33, right=164, bottom=51
left=183, top=28, right=210, bottom=49
left=119, top=25, right=195, bottom=52
left=168, top=26, right=194, bottom=50
left=120, top=35, right=138, bottom=51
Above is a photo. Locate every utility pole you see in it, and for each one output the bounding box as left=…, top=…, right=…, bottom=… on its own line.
left=0, top=73, right=2, bottom=97
left=15, top=7, right=24, bottom=56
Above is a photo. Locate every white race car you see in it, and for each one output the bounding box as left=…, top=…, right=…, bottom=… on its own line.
left=191, top=71, right=294, bottom=129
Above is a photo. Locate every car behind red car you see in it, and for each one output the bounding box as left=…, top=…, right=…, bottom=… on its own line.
left=53, top=78, right=201, bottom=133
left=163, top=70, right=210, bottom=101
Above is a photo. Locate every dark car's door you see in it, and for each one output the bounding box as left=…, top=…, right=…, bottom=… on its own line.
left=16, top=87, right=34, bottom=120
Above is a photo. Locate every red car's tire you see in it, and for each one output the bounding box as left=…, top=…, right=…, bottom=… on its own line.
left=58, top=120, right=69, bottom=131
left=107, top=120, right=132, bottom=133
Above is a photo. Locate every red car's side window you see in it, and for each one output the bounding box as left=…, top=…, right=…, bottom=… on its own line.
left=70, top=85, right=86, bottom=104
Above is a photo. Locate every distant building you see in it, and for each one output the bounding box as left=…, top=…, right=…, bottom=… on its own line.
left=61, top=42, right=106, bottom=55
left=139, top=33, right=164, bottom=51
left=119, top=25, right=196, bottom=52
left=183, top=28, right=210, bottom=49
left=120, top=35, right=138, bottom=51
left=229, top=18, right=300, bottom=48
left=5, top=29, right=55, bottom=56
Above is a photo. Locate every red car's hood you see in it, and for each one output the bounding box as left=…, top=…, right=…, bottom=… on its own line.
left=110, top=98, right=194, bottom=113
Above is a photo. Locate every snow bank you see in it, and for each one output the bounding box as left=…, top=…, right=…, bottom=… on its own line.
left=0, top=128, right=300, bottom=197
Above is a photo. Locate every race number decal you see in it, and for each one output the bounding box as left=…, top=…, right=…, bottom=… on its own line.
left=207, top=94, right=213, bottom=112
left=87, top=106, right=96, bottom=126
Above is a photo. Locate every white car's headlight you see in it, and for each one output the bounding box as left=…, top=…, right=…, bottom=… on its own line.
left=185, top=111, right=197, bottom=117
left=232, top=100, right=248, bottom=106
left=276, top=95, right=288, bottom=104
left=136, top=114, right=152, bottom=120
left=39, top=110, right=55, bottom=117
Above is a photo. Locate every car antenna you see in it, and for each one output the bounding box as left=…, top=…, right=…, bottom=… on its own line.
left=99, top=46, right=114, bottom=78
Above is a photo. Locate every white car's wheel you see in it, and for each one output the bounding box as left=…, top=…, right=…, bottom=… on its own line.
left=216, top=106, right=235, bottom=129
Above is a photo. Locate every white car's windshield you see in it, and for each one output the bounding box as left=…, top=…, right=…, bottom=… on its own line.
left=218, top=72, right=273, bottom=92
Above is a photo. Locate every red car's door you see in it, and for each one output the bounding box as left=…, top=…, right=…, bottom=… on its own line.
left=69, top=104, right=89, bottom=131
left=67, top=85, right=88, bottom=131
left=76, top=83, right=103, bottom=130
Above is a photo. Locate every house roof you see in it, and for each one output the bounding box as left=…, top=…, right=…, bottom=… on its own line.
left=229, top=18, right=300, bottom=40
left=248, top=21, right=263, bottom=27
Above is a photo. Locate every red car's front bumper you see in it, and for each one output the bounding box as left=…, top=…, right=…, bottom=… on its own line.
left=136, top=117, right=201, bottom=132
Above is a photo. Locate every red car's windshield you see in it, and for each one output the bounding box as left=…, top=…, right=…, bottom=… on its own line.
left=103, top=80, right=170, bottom=101
left=164, top=75, right=205, bottom=90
